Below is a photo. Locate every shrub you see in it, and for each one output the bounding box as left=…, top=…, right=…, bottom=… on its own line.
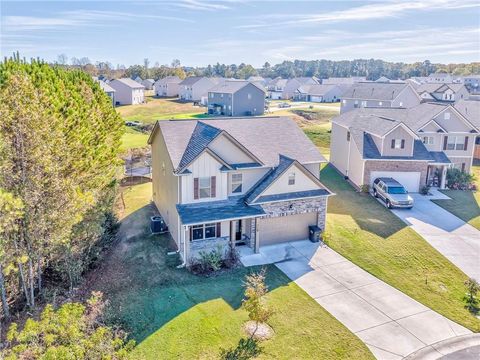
left=464, top=278, right=480, bottom=314
left=224, top=241, right=241, bottom=269
left=420, top=185, right=430, bottom=195
left=447, top=168, right=475, bottom=189
left=243, top=269, right=272, bottom=325
left=220, top=338, right=261, bottom=360
left=360, top=184, right=370, bottom=193
left=194, top=245, right=224, bottom=274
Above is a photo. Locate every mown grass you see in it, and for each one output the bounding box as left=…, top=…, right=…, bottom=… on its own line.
left=321, top=164, right=480, bottom=332
left=98, top=183, right=374, bottom=360
left=433, top=165, right=480, bottom=230
left=120, top=127, right=149, bottom=151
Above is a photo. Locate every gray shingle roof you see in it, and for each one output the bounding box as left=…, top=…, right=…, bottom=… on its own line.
left=178, top=122, right=222, bottom=170
left=157, top=117, right=326, bottom=170
left=245, top=155, right=295, bottom=204
left=96, top=79, right=115, bottom=93
left=455, top=99, right=480, bottom=128
left=155, top=76, right=181, bottom=85
left=342, top=82, right=411, bottom=101
left=113, top=78, right=145, bottom=89
left=363, top=134, right=435, bottom=161
left=176, top=196, right=265, bottom=225
left=298, top=84, right=338, bottom=96
left=254, top=189, right=330, bottom=204
left=208, top=80, right=265, bottom=94
left=179, top=76, right=204, bottom=86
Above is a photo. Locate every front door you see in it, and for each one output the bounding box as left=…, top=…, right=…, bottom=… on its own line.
left=235, top=220, right=242, bottom=241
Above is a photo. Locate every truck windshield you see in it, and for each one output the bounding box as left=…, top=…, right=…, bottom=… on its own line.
left=388, top=186, right=407, bottom=194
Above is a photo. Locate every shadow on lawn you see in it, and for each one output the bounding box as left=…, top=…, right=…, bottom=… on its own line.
left=320, top=164, right=406, bottom=238
left=91, top=202, right=288, bottom=344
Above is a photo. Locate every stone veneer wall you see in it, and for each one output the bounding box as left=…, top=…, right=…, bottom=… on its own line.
left=189, top=237, right=229, bottom=261
left=260, top=197, right=327, bottom=231
left=363, top=160, right=429, bottom=188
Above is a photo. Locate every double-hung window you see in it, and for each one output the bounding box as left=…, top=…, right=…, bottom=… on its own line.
left=391, top=139, right=405, bottom=149
left=447, top=136, right=465, bottom=151
left=288, top=173, right=295, bottom=185
left=199, top=177, right=211, bottom=198
left=231, top=173, right=243, bottom=193
left=422, top=136, right=434, bottom=145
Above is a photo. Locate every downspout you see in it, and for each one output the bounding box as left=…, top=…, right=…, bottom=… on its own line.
left=345, top=130, right=352, bottom=179
left=175, top=173, right=188, bottom=268
left=176, top=225, right=188, bottom=269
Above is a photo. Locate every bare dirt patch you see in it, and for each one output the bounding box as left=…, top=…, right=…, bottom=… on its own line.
left=243, top=321, right=274, bottom=341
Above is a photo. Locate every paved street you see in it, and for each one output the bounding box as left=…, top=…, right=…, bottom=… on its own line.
left=240, top=240, right=471, bottom=360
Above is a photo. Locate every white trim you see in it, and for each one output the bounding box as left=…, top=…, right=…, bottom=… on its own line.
left=417, top=119, right=448, bottom=133
left=382, top=122, right=419, bottom=140
left=252, top=193, right=332, bottom=205
left=182, top=214, right=264, bottom=227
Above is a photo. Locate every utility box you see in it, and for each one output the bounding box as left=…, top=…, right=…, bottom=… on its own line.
left=151, top=216, right=168, bottom=234
left=308, top=225, right=321, bottom=243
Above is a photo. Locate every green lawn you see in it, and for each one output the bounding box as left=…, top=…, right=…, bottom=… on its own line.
left=432, top=165, right=480, bottom=230
left=321, top=164, right=480, bottom=332
left=121, top=127, right=149, bottom=151
left=117, top=96, right=205, bottom=124
left=93, top=183, right=373, bottom=360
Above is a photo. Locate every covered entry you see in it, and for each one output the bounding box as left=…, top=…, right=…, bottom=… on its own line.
left=258, top=212, right=318, bottom=246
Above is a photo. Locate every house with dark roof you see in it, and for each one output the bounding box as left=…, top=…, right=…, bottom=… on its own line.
left=340, top=82, right=421, bottom=114
left=416, top=83, right=469, bottom=103
left=109, top=78, right=145, bottom=105
left=207, top=81, right=265, bottom=116
left=266, top=77, right=288, bottom=99
left=148, top=116, right=331, bottom=264
left=330, top=103, right=478, bottom=192
left=293, top=84, right=343, bottom=102
left=282, top=77, right=319, bottom=100
left=154, top=76, right=182, bottom=97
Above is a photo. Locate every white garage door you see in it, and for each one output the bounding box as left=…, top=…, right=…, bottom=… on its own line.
left=370, top=171, right=421, bottom=193
left=310, top=96, right=323, bottom=102
left=258, top=212, right=318, bottom=246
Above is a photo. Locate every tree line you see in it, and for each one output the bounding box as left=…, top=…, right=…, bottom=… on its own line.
left=0, top=54, right=124, bottom=319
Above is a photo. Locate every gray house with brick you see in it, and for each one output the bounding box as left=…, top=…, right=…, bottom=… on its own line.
left=330, top=103, right=478, bottom=192
left=207, top=81, right=265, bottom=116
left=148, top=116, right=331, bottom=265
left=340, top=82, right=421, bottom=114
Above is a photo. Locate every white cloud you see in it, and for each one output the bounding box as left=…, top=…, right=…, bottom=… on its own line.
left=174, top=0, right=231, bottom=11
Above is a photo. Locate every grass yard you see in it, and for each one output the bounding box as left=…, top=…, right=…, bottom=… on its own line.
left=432, top=165, right=480, bottom=230
left=120, top=126, right=149, bottom=151
left=86, top=182, right=373, bottom=360
left=320, top=164, right=480, bottom=332
left=116, top=96, right=205, bottom=123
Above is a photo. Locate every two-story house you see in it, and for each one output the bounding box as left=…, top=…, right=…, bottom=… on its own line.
left=322, top=77, right=366, bottom=86
left=455, top=99, right=480, bottom=160
left=141, top=78, right=155, bottom=90
left=154, top=76, right=182, bottom=97
left=178, top=76, right=221, bottom=103
left=330, top=103, right=478, bottom=192
left=207, top=81, right=265, bottom=116
left=93, top=78, right=116, bottom=106
left=148, top=117, right=331, bottom=265
left=266, top=78, right=288, bottom=99
left=109, top=78, right=145, bottom=105
left=416, top=83, right=469, bottom=103
left=340, top=82, right=421, bottom=114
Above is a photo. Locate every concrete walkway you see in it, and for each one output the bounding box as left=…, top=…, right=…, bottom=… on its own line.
left=391, top=191, right=480, bottom=281
left=240, top=241, right=471, bottom=360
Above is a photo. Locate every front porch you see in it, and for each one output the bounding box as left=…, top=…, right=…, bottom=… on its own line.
left=426, top=163, right=451, bottom=189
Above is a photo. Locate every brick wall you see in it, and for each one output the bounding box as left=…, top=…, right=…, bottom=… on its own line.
left=363, top=160, right=429, bottom=187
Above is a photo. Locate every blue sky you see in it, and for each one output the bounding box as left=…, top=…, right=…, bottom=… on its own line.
left=1, top=0, right=479, bottom=67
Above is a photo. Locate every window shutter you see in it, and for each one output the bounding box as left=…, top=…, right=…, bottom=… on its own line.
left=211, top=176, right=216, bottom=197
left=401, top=139, right=405, bottom=149
left=443, top=136, right=448, bottom=150
left=464, top=136, right=468, bottom=151
left=194, top=178, right=199, bottom=200
left=391, top=139, right=395, bottom=149
left=189, top=227, right=192, bottom=242
left=216, top=223, right=221, bottom=237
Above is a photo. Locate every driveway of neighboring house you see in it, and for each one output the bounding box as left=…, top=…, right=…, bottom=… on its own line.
left=240, top=240, right=471, bottom=360
left=390, top=190, right=480, bottom=281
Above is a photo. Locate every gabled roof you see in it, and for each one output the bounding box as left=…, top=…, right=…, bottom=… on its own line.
left=362, top=134, right=437, bottom=161
left=342, top=82, right=412, bottom=101
left=112, top=78, right=145, bottom=89
left=155, top=76, right=181, bottom=85
left=179, top=76, right=208, bottom=86
left=208, top=80, right=265, bottom=94
left=455, top=99, right=480, bottom=129
left=150, top=116, right=326, bottom=170
left=95, top=79, right=115, bottom=93
left=297, top=84, right=339, bottom=96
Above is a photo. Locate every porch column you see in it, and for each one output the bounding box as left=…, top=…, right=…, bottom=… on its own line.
left=440, top=165, right=448, bottom=189
left=254, top=218, right=260, bottom=254
left=229, top=221, right=235, bottom=248
left=184, top=226, right=190, bottom=263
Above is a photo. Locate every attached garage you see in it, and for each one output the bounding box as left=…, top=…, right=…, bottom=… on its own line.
left=258, top=212, right=318, bottom=246
left=370, top=171, right=421, bottom=193
left=310, top=95, right=323, bottom=103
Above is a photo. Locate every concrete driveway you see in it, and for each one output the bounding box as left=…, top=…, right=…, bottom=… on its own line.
left=240, top=241, right=471, bottom=360
left=391, top=191, right=480, bottom=281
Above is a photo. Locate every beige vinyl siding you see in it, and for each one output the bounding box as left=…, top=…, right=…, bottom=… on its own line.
left=261, top=163, right=320, bottom=196
left=348, top=138, right=364, bottom=187
left=329, top=123, right=350, bottom=175
left=382, top=126, right=414, bottom=157
left=227, top=168, right=269, bottom=196
left=208, top=135, right=256, bottom=164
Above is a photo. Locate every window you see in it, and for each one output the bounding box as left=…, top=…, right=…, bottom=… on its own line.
left=378, top=101, right=383, bottom=106
left=288, top=173, right=295, bottom=185
left=361, top=101, right=367, bottom=107
left=423, top=136, right=434, bottom=145
left=247, top=93, right=252, bottom=100
left=447, top=136, right=465, bottom=150
left=347, top=131, right=351, bottom=141
left=342, top=99, right=346, bottom=105
left=199, top=177, right=211, bottom=198
left=191, top=223, right=218, bottom=241
left=231, top=173, right=243, bottom=193
left=391, top=139, right=405, bottom=149
left=444, top=112, right=450, bottom=120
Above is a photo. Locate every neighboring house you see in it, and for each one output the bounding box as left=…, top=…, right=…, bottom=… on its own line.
left=178, top=76, right=217, bottom=103
left=427, top=73, right=463, bottom=84
left=142, top=78, right=155, bottom=90
left=293, top=84, right=343, bottom=102
left=247, top=76, right=267, bottom=87
left=455, top=99, right=480, bottom=160
left=93, top=77, right=116, bottom=106
left=109, top=78, right=145, bottom=105
left=330, top=103, right=478, bottom=192
left=282, top=77, right=319, bottom=99
left=154, top=76, right=182, bottom=97
left=267, top=78, right=288, bottom=99
left=134, top=76, right=143, bottom=83
left=207, top=81, right=265, bottom=116
left=148, top=117, right=331, bottom=264
left=322, top=77, right=366, bottom=85
left=374, top=76, right=405, bottom=83
left=340, top=82, right=421, bottom=114
left=416, top=83, right=469, bottom=103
